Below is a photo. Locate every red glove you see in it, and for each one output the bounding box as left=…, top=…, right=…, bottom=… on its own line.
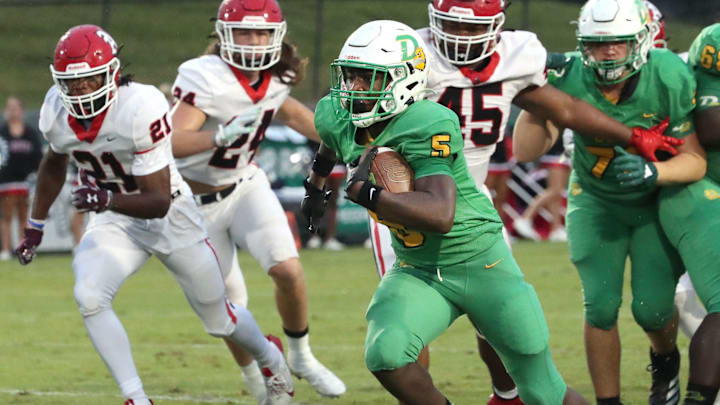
left=15, top=228, right=43, bottom=265
left=629, top=118, right=683, bottom=162
left=72, top=170, right=113, bottom=213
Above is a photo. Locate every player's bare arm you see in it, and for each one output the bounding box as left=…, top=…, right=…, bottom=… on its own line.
left=277, top=96, right=321, bottom=143
left=653, top=132, right=706, bottom=185
left=30, top=148, right=69, bottom=220
left=352, top=173, right=456, bottom=234
left=514, top=84, right=683, bottom=161
left=170, top=101, right=213, bottom=158
left=108, top=166, right=172, bottom=218
left=171, top=100, right=261, bottom=157
left=695, top=106, right=720, bottom=147
left=512, top=109, right=561, bottom=162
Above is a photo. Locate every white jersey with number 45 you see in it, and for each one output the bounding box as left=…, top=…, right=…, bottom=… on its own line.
left=39, top=82, right=204, bottom=253
left=172, top=55, right=291, bottom=187
left=419, top=28, right=547, bottom=152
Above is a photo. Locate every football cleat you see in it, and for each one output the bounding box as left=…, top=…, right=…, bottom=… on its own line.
left=261, top=335, right=294, bottom=405
left=124, top=399, right=153, bottom=405
left=288, top=351, right=346, bottom=398
left=647, top=348, right=680, bottom=405
left=487, top=394, right=525, bottom=405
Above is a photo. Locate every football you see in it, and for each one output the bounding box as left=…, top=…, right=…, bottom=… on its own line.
left=368, top=146, right=414, bottom=193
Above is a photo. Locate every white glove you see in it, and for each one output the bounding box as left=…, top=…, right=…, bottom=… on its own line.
left=213, top=106, right=263, bottom=147
left=562, top=127, right=575, bottom=160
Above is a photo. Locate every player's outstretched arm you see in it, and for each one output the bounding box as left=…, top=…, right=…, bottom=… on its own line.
left=514, top=84, right=683, bottom=161
left=103, top=167, right=172, bottom=219
left=695, top=106, right=720, bottom=148
left=512, top=110, right=561, bottom=162
left=277, top=96, right=321, bottom=143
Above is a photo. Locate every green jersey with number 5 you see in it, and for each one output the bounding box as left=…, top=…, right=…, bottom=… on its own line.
left=688, top=23, right=720, bottom=184
left=314, top=95, right=502, bottom=269
left=548, top=49, right=696, bottom=204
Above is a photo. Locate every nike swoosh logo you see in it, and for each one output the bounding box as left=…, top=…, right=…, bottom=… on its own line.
left=485, top=258, right=503, bottom=269
left=642, top=113, right=655, bottom=119
left=369, top=187, right=376, bottom=200
left=106, top=136, right=116, bottom=142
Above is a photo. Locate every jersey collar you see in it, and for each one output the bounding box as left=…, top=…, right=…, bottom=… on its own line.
left=67, top=109, right=109, bottom=143
left=228, top=66, right=272, bottom=104
left=459, top=51, right=501, bottom=85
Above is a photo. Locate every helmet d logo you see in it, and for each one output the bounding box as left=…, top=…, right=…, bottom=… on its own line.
left=396, top=34, right=419, bottom=61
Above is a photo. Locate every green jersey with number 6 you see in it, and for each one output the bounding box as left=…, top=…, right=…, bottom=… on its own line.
left=548, top=49, right=696, bottom=204
left=314, top=95, right=503, bottom=269
left=688, top=23, right=720, bottom=184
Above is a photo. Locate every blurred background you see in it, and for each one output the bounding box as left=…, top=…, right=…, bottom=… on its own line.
left=0, top=0, right=714, bottom=251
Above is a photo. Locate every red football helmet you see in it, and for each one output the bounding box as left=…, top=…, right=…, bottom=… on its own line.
left=215, top=0, right=287, bottom=71
left=428, top=0, right=506, bottom=65
left=51, top=24, right=121, bottom=119
left=644, top=1, right=667, bottom=48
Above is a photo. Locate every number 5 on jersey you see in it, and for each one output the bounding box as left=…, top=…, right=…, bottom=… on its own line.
left=431, top=134, right=451, bottom=157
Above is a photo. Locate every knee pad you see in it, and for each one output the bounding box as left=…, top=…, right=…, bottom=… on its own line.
left=632, top=299, right=674, bottom=331
left=198, top=299, right=237, bottom=338
left=364, top=326, right=421, bottom=372
left=224, top=268, right=248, bottom=308
left=73, top=280, right=109, bottom=317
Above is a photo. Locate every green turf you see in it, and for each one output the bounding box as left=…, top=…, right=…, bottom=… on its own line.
left=0, top=0, right=707, bottom=109
left=0, top=242, right=691, bottom=404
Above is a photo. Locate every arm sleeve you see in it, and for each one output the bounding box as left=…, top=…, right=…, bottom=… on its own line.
left=131, top=87, right=173, bottom=177
left=38, top=88, right=65, bottom=154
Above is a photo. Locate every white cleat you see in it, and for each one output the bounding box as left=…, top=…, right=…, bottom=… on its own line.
left=306, top=235, right=322, bottom=249
left=288, top=353, right=346, bottom=398
left=323, top=238, right=345, bottom=251
left=548, top=227, right=567, bottom=242
left=513, top=218, right=541, bottom=241
left=261, top=335, right=294, bottom=405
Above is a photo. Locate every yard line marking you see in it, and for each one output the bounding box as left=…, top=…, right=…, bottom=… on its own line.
left=0, top=388, right=253, bottom=403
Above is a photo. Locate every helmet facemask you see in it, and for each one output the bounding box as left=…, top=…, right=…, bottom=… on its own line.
left=428, top=3, right=505, bottom=65
left=578, top=28, right=651, bottom=85
left=216, top=19, right=287, bottom=71
left=51, top=57, right=121, bottom=119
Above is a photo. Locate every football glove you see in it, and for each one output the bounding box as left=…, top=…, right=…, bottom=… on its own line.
left=345, top=147, right=383, bottom=211
left=301, top=178, right=332, bottom=233
left=213, top=106, right=262, bottom=147
left=16, top=227, right=43, bottom=265
left=628, top=118, right=683, bottom=162
left=72, top=170, right=113, bottom=213
left=614, top=146, right=658, bottom=188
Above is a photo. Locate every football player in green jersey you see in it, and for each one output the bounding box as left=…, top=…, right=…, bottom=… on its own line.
left=512, top=1, right=707, bottom=404
left=302, top=19, right=595, bottom=405
left=655, top=24, right=720, bottom=405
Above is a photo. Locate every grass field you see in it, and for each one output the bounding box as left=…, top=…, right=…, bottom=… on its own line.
left=0, top=0, right=707, bottom=109
left=0, top=242, right=692, bottom=404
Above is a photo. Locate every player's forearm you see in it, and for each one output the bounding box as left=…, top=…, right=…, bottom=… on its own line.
left=695, top=107, right=720, bottom=148
left=556, top=97, right=632, bottom=144
left=171, top=129, right=215, bottom=158
left=30, top=154, right=68, bottom=220
left=110, top=192, right=171, bottom=218
left=655, top=152, right=706, bottom=185
left=512, top=110, right=560, bottom=162
left=375, top=191, right=455, bottom=234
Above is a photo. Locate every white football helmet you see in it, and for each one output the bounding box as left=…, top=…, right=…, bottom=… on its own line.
left=330, top=20, right=429, bottom=128
left=577, top=0, right=653, bottom=84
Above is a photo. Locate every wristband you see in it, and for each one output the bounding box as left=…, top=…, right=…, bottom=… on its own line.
left=28, top=218, right=46, bottom=230
left=356, top=182, right=383, bottom=211
left=311, top=153, right=337, bottom=178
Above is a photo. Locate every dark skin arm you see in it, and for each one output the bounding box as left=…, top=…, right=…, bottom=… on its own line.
left=108, top=166, right=172, bottom=218
left=514, top=84, right=633, bottom=144
left=695, top=106, right=720, bottom=148
left=353, top=174, right=457, bottom=234
left=30, top=149, right=69, bottom=220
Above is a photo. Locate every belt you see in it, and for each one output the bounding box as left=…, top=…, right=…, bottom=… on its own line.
left=194, top=180, right=240, bottom=206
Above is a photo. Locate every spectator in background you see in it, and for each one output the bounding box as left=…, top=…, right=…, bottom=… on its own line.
left=512, top=133, right=570, bottom=242
left=0, top=96, right=43, bottom=260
